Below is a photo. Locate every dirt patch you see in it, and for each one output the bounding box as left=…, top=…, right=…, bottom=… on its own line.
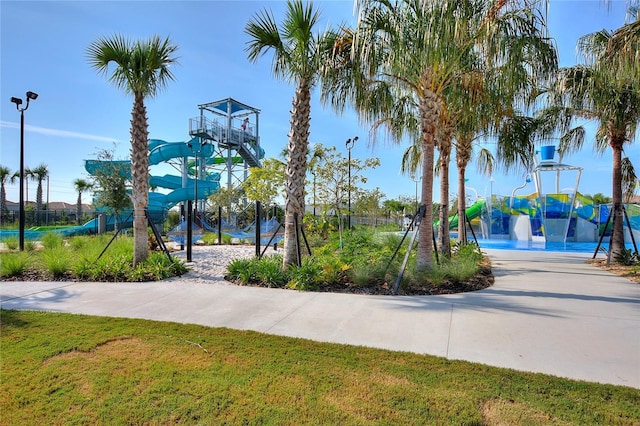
left=42, top=337, right=144, bottom=365
left=587, top=259, right=640, bottom=284
left=482, top=398, right=571, bottom=425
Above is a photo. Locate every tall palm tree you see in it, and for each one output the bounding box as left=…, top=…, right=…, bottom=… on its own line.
left=87, top=35, right=178, bottom=265
left=550, top=21, right=640, bottom=259
left=0, top=165, right=14, bottom=220
left=245, top=0, right=338, bottom=268
left=326, top=0, right=555, bottom=269
left=28, top=163, right=49, bottom=215
left=73, top=178, right=93, bottom=225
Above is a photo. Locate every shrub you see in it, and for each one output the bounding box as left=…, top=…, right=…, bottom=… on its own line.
left=0, top=252, right=30, bottom=277
left=68, top=236, right=89, bottom=251
left=438, top=258, right=479, bottom=284
left=614, top=248, right=640, bottom=266
left=349, top=261, right=391, bottom=287
left=41, top=247, right=73, bottom=277
left=287, top=258, right=322, bottom=291
left=254, top=255, right=287, bottom=288
left=41, top=232, right=64, bottom=250
left=4, top=237, right=18, bottom=250
left=226, top=258, right=257, bottom=284
left=316, top=254, right=348, bottom=285
left=452, top=242, right=483, bottom=263
left=25, top=240, right=38, bottom=252
left=200, top=232, right=221, bottom=245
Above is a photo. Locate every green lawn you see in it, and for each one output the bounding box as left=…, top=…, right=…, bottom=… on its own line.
left=1, top=310, right=638, bottom=425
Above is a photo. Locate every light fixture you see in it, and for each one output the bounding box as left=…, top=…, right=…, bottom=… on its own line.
left=11, top=90, right=38, bottom=251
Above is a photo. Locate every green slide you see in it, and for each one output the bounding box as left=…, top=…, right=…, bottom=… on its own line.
left=447, top=200, right=486, bottom=229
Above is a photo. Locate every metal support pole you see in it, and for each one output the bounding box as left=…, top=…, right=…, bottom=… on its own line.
left=345, top=136, right=358, bottom=230
left=11, top=91, right=38, bottom=251
left=218, top=205, right=222, bottom=245
left=255, top=201, right=261, bottom=257
left=186, top=200, right=193, bottom=262
left=19, top=109, right=25, bottom=251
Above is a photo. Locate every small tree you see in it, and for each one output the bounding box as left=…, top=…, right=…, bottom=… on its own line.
left=208, top=185, right=245, bottom=226
left=312, top=144, right=380, bottom=246
left=242, top=158, right=286, bottom=209
left=354, top=187, right=386, bottom=226
left=90, top=148, right=132, bottom=233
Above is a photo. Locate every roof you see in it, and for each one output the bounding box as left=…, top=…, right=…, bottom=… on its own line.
left=197, top=97, right=260, bottom=116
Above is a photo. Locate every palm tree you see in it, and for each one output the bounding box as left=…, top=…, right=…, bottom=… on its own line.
left=550, top=21, right=640, bottom=259
left=0, top=165, right=14, bottom=221
left=326, top=0, right=555, bottom=269
left=28, top=163, right=49, bottom=216
left=245, top=0, right=338, bottom=268
left=87, top=35, right=178, bottom=265
left=73, top=178, right=93, bottom=225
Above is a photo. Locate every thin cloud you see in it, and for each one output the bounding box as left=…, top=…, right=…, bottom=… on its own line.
left=0, top=121, right=120, bottom=143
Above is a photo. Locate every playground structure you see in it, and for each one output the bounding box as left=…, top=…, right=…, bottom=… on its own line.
left=189, top=98, right=264, bottom=211
left=0, top=98, right=265, bottom=241
left=83, top=98, right=266, bottom=241
left=458, top=145, right=640, bottom=246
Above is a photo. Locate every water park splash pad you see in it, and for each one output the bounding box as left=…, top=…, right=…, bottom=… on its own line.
left=455, top=144, right=639, bottom=253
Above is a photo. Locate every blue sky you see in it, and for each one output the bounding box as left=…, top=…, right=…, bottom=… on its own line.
left=1, top=0, right=638, bottom=206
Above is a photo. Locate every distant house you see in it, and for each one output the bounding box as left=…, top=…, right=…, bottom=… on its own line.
left=3, top=200, right=93, bottom=223
left=4, top=200, right=92, bottom=213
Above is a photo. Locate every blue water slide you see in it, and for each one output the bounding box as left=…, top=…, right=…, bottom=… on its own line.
left=148, top=138, right=214, bottom=166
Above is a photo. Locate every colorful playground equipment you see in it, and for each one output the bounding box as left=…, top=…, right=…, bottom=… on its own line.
left=461, top=145, right=640, bottom=245
left=0, top=98, right=265, bottom=241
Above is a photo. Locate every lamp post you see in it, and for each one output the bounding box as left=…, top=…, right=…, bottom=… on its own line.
left=345, top=136, right=358, bottom=229
left=10, top=91, right=38, bottom=251
left=311, top=170, right=317, bottom=217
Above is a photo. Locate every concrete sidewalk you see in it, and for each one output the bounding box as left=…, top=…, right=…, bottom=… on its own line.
left=1, top=250, right=638, bottom=388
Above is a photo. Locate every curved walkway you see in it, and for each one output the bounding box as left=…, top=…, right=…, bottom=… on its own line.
left=1, top=250, right=638, bottom=388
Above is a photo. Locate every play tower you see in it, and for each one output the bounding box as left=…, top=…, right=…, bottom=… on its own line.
left=188, top=98, right=263, bottom=198
left=508, top=144, right=585, bottom=243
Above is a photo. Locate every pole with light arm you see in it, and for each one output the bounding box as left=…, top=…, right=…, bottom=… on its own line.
left=345, top=136, right=358, bottom=229
left=10, top=91, right=38, bottom=251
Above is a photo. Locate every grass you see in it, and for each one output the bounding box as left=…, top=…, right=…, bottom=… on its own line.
left=1, top=310, right=638, bottom=425
left=0, top=234, right=187, bottom=282
left=0, top=252, right=31, bottom=277
left=226, top=228, right=488, bottom=293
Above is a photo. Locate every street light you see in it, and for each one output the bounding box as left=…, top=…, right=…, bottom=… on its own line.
left=311, top=170, right=317, bottom=217
left=11, top=91, right=38, bottom=251
left=345, top=136, right=358, bottom=229
left=412, top=174, right=421, bottom=211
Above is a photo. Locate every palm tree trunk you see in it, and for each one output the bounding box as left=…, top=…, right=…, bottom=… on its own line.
left=456, top=136, right=473, bottom=243
left=610, top=136, right=626, bottom=258
left=1, top=184, right=7, bottom=218
left=283, top=80, right=311, bottom=268
left=437, top=126, right=453, bottom=258
left=76, top=192, right=83, bottom=226
left=416, top=89, right=440, bottom=270
left=438, top=154, right=451, bottom=257
left=36, top=181, right=43, bottom=226
left=457, top=166, right=468, bottom=244
left=130, top=94, right=150, bottom=266
left=36, top=181, right=43, bottom=212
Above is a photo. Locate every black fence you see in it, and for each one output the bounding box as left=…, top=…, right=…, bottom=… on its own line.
left=0, top=209, right=100, bottom=228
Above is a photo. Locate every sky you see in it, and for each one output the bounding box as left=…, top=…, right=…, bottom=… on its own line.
left=1, top=0, right=638, bottom=207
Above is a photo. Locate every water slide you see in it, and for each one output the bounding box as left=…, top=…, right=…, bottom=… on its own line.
left=30, top=138, right=221, bottom=238
left=439, top=200, right=486, bottom=230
